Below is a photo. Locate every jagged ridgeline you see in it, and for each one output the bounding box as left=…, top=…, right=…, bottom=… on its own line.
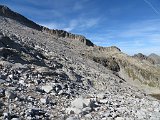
left=1, top=4, right=160, bottom=91
left=0, top=5, right=94, bottom=47
left=0, top=4, right=160, bottom=120
left=1, top=5, right=160, bottom=90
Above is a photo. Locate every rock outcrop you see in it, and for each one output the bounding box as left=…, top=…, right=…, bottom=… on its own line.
left=96, top=46, right=121, bottom=53
left=42, top=27, right=94, bottom=46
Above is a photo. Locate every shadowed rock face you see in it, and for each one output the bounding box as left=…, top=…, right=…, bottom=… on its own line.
left=87, top=46, right=121, bottom=72
left=93, top=56, right=120, bottom=72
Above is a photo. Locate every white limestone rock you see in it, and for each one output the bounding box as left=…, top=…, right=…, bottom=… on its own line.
left=41, top=85, right=53, bottom=93
left=71, top=97, right=90, bottom=109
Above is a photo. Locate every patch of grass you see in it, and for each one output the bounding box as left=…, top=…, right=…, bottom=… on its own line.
left=125, top=68, right=140, bottom=81
left=148, top=82, right=157, bottom=87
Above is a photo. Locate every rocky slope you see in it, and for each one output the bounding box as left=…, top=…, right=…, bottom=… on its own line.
left=91, top=49, right=160, bottom=92
left=69, top=41, right=160, bottom=93
left=148, top=53, right=160, bottom=65
left=0, top=5, right=160, bottom=120
left=0, top=5, right=94, bottom=47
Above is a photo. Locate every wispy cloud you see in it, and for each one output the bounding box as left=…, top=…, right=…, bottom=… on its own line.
left=143, top=0, right=160, bottom=15
left=87, top=19, right=160, bottom=55
left=73, top=2, right=83, bottom=11
left=119, top=19, right=160, bottom=39
left=39, top=22, right=64, bottom=30
left=73, top=0, right=90, bottom=11
left=63, top=18, right=100, bottom=31
left=63, top=20, right=78, bottom=31
left=40, top=17, right=100, bottom=32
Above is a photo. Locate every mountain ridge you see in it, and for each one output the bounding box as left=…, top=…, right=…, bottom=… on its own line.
left=0, top=5, right=160, bottom=120
left=0, top=5, right=94, bottom=47
left=1, top=4, right=160, bottom=91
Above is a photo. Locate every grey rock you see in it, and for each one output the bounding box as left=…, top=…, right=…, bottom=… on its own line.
left=0, top=79, right=5, bottom=83
left=66, top=116, right=79, bottom=120
left=5, top=90, right=17, bottom=99
left=41, top=85, right=53, bottom=93
left=71, top=97, right=90, bottom=109
left=11, top=118, right=19, bottom=120
left=0, top=88, right=5, bottom=97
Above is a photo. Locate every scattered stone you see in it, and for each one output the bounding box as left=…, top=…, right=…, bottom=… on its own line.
left=5, top=90, right=17, bottom=99
left=71, top=97, right=90, bottom=109
left=0, top=5, right=159, bottom=120
left=0, top=89, right=5, bottom=98
left=0, top=79, right=5, bottom=83
left=66, top=116, right=79, bottom=120
left=115, top=117, right=125, bottom=120
left=41, top=85, right=53, bottom=93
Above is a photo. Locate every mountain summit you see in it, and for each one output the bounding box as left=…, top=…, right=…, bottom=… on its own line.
left=0, top=5, right=42, bottom=30
left=0, top=5, right=160, bottom=120
left=148, top=53, right=160, bottom=65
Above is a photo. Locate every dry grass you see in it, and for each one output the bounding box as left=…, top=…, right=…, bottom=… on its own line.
left=150, top=94, right=160, bottom=100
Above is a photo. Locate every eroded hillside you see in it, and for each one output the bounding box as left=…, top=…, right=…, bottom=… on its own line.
left=0, top=5, right=160, bottom=120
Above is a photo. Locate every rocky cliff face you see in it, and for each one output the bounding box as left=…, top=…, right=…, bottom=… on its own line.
left=42, top=27, right=94, bottom=46
left=95, top=46, right=121, bottom=52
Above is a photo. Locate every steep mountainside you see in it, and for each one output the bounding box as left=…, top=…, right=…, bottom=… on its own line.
left=89, top=48, right=160, bottom=92
left=67, top=37, right=160, bottom=92
left=0, top=5, right=160, bottom=120
left=0, top=5, right=94, bottom=47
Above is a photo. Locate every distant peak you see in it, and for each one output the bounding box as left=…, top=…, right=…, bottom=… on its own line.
left=0, top=4, right=43, bottom=30
left=0, top=5, right=13, bottom=15
left=149, top=53, right=159, bottom=57
left=0, top=5, right=9, bottom=9
left=133, top=53, right=147, bottom=59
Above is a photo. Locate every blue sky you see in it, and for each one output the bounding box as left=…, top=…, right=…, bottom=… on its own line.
left=1, top=0, right=160, bottom=55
